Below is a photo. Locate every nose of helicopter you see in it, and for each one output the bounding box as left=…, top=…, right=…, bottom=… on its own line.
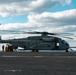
left=65, top=41, right=70, bottom=50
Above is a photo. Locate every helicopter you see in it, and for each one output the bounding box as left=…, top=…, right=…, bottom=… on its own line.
left=0, top=31, right=73, bottom=52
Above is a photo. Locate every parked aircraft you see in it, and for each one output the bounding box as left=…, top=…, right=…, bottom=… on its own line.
left=0, top=31, right=73, bottom=52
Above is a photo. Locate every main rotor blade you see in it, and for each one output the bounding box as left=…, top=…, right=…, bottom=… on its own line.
left=0, top=30, right=74, bottom=36
left=60, top=36, right=74, bottom=39
left=0, top=30, right=24, bottom=34
left=23, top=31, right=57, bottom=35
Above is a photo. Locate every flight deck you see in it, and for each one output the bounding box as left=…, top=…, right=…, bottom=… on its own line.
left=0, top=52, right=76, bottom=75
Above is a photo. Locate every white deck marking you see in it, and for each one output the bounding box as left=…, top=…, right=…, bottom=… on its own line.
left=1, top=55, right=76, bottom=58
left=4, top=70, right=22, bottom=72
left=1, top=55, right=45, bottom=58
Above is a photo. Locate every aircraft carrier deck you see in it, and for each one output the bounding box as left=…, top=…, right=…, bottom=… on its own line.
left=0, top=52, right=76, bottom=75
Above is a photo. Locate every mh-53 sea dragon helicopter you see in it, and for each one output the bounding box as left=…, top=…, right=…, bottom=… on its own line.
left=0, top=31, right=74, bottom=52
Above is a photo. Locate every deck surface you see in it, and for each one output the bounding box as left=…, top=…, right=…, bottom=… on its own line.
left=0, top=52, right=76, bottom=75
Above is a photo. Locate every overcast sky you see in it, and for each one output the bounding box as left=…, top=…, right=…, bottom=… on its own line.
left=0, top=0, right=76, bottom=47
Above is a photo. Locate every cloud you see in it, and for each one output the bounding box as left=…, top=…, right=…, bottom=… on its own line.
left=66, top=0, right=72, bottom=5
left=0, top=9, right=76, bottom=33
left=0, top=0, right=72, bottom=17
left=0, top=0, right=32, bottom=4
left=27, top=9, right=76, bottom=32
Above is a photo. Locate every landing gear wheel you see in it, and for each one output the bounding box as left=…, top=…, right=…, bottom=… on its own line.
left=32, top=50, right=35, bottom=52
left=36, top=50, right=39, bottom=52
left=32, top=50, right=39, bottom=52
left=66, top=49, right=68, bottom=52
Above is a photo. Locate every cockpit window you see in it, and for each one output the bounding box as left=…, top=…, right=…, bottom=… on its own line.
left=62, top=40, right=66, bottom=43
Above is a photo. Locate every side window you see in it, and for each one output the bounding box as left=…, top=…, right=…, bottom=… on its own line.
left=57, top=43, right=59, bottom=46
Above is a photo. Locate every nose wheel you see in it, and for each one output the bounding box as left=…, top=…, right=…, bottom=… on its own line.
left=66, top=49, right=68, bottom=52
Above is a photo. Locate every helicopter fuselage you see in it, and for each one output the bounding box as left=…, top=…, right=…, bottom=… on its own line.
left=0, top=35, right=69, bottom=51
